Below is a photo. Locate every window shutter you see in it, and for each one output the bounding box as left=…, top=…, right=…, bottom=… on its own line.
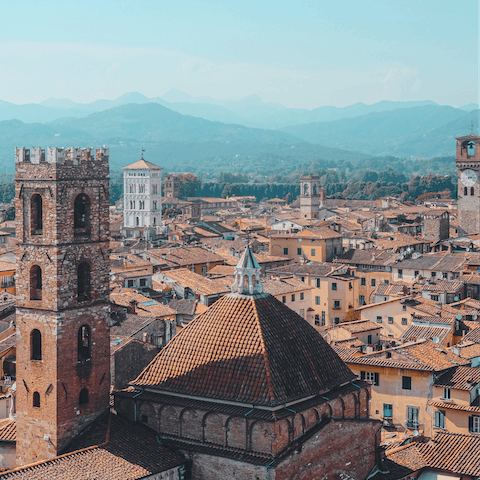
left=374, top=373, right=379, bottom=386
left=469, top=416, right=474, bottom=433
left=360, top=371, right=366, bottom=380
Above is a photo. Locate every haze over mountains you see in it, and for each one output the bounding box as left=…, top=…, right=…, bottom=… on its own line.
left=0, top=91, right=478, bottom=174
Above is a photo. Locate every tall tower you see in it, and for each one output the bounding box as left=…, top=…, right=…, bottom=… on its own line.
left=456, top=135, right=480, bottom=235
left=15, top=147, right=111, bottom=466
left=123, top=157, right=163, bottom=233
left=299, top=175, right=321, bottom=219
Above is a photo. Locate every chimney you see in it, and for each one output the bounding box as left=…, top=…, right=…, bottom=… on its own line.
left=129, top=300, right=136, bottom=314
left=162, top=252, right=167, bottom=260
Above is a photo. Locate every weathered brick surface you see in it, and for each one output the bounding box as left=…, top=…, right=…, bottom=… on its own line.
left=15, top=147, right=111, bottom=466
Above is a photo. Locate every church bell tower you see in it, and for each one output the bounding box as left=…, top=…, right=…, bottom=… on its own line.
left=456, top=135, right=480, bottom=235
left=15, top=147, right=111, bottom=466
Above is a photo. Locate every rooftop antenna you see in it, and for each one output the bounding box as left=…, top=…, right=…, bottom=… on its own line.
left=141, top=147, right=145, bottom=159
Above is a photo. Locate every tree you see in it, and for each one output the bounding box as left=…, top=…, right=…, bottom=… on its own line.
left=178, top=174, right=202, bottom=199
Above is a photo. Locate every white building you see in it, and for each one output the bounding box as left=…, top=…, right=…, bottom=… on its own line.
left=123, top=158, right=163, bottom=231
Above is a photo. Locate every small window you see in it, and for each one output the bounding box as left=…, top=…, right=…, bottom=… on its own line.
left=414, top=270, right=419, bottom=277
left=31, top=194, right=43, bottom=235
left=469, top=416, right=480, bottom=433
left=311, top=248, right=316, bottom=256
left=78, top=325, right=91, bottom=362
left=361, top=371, right=379, bottom=386
left=361, top=278, right=366, bottom=286
left=314, top=314, right=320, bottom=326
left=434, top=410, right=445, bottom=428
left=402, top=317, right=408, bottom=325
left=349, top=282, right=352, bottom=290
left=398, top=269, right=403, bottom=279
left=79, top=388, right=89, bottom=405
left=74, top=194, right=91, bottom=232
left=383, top=404, right=393, bottom=418
left=297, top=247, right=302, bottom=255
left=367, top=334, right=372, bottom=344
left=431, top=272, right=436, bottom=278
left=291, top=294, right=295, bottom=302
left=334, top=317, right=340, bottom=324
left=359, top=295, right=365, bottom=305
left=33, top=391, right=40, bottom=408
left=403, top=305, right=407, bottom=311
left=465, top=186, right=468, bottom=196
left=321, top=311, right=326, bottom=326
left=139, top=278, right=147, bottom=287
left=282, top=296, right=286, bottom=303
left=376, top=316, right=382, bottom=323
left=443, top=388, right=451, bottom=400
left=283, top=247, right=288, bottom=255
left=388, top=317, right=393, bottom=324
left=371, top=279, right=376, bottom=287
left=402, top=376, right=412, bottom=390
left=127, top=279, right=135, bottom=288
left=30, top=265, right=42, bottom=300
left=334, top=300, right=340, bottom=309
left=31, top=329, right=42, bottom=360
left=300, top=292, right=304, bottom=300
left=407, top=406, right=419, bottom=429
left=332, top=283, right=337, bottom=291
left=315, top=278, right=320, bottom=288
left=315, top=296, right=320, bottom=305
left=472, top=187, right=475, bottom=196
left=77, top=262, right=91, bottom=302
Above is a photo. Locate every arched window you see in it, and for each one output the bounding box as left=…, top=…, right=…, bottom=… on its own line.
left=136, top=217, right=139, bottom=226
left=471, top=187, right=475, bottom=196
left=33, top=391, right=40, bottom=408
left=78, top=325, right=91, bottom=362
left=31, top=194, right=43, bottom=235
left=79, top=388, right=89, bottom=405
left=74, top=194, right=91, bottom=233
left=465, top=187, right=468, bottom=196
left=30, top=265, right=42, bottom=300
left=77, top=262, right=91, bottom=302
left=31, top=329, right=42, bottom=360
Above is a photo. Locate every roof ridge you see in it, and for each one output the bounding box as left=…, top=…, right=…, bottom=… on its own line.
left=251, top=296, right=276, bottom=404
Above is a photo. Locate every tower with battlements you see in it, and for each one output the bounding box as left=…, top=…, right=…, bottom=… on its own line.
left=14, top=147, right=111, bottom=465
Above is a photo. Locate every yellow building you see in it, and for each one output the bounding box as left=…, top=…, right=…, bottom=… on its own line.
left=336, top=339, right=470, bottom=438
left=0, top=261, right=15, bottom=295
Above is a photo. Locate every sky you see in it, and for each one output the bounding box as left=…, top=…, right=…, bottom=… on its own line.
left=0, top=0, right=478, bottom=109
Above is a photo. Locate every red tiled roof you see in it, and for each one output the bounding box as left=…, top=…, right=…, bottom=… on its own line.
left=0, top=418, right=15, bottom=442
left=132, top=293, right=355, bottom=406
left=433, top=365, right=480, bottom=390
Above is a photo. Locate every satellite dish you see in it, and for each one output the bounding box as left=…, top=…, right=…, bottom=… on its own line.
left=474, top=315, right=478, bottom=320
left=374, top=227, right=379, bottom=232
left=456, top=314, right=462, bottom=320
left=412, top=430, right=420, bottom=437
left=433, top=337, right=440, bottom=344
left=110, top=274, right=116, bottom=281
left=412, top=277, right=416, bottom=281
left=454, top=296, right=459, bottom=301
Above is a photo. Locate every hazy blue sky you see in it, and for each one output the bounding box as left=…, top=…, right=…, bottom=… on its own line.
left=0, top=0, right=478, bottom=108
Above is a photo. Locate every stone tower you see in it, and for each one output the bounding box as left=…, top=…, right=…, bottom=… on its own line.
left=456, top=135, right=480, bottom=235
left=15, top=147, right=111, bottom=466
left=299, top=175, right=321, bottom=219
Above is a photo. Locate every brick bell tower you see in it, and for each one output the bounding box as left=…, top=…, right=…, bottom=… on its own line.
left=456, top=135, right=480, bottom=236
left=14, top=147, right=111, bottom=466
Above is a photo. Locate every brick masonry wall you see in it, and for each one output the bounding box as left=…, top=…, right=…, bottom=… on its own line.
left=15, top=149, right=111, bottom=466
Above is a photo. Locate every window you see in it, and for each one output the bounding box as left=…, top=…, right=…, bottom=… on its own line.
left=129, top=184, right=135, bottom=193
left=402, top=317, right=408, bottom=325
left=283, top=248, right=289, bottom=255
left=78, top=325, right=91, bottom=362
left=297, top=248, right=302, bottom=255
left=334, top=300, right=340, bottom=309
left=315, top=296, right=320, bottom=305
left=31, top=329, right=42, bottom=360
left=334, top=317, right=339, bottom=324
left=136, top=217, right=139, bottom=226
left=442, top=388, right=451, bottom=400
left=359, top=295, right=365, bottom=305
left=434, top=410, right=445, bottom=429
left=127, top=279, right=135, bottom=288
left=31, top=194, right=43, bottom=234
left=1, top=275, right=14, bottom=289
left=469, top=416, right=480, bottom=433
left=311, top=248, right=316, bottom=256
left=465, top=186, right=468, bottom=196
left=79, top=388, right=89, bottom=405
left=403, top=305, right=407, bottom=311
left=376, top=316, right=382, bottom=323
left=291, top=294, right=295, bottom=302
left=398, top=269, right=403, bottom=279
left=77, top=262, right=91, bottom=302
left=414, top=271, right=419, bottom=277
left=388, top=317, right=393, bottom=324
left=367, top=334, right=372, bottom=344
left=301, top=277, right=305, bottom=282
left=371, top=279, right=376, bottom=287
left=402, top=376, right=412, bottom=390
left=33, top=391, right=40, bottom=408
left=300, top=292, right=304, bottom=300
left=315, top=279, right=320, bottom=288
left=407, top=406, right=419, bottom=428
left=282, top=296, right=286, bottom=303
left=383, top=404, right=393, bottom=418
left=332, top=283, right=337, bottom=290
left=74, top=194, right=91, bottom=231
left=201, top=266, right=207, bottom=276
left=315, top=315, right=320, bottom=326
left=431, top=295, right=439, bottom=301
left=139, top=184, right=145, bottom=193
left=152, top=185, right=158, bottom=194
left=30, top=265, right=42, bottom=300
left=360, top=371, right=379, bottom=386
left=349, top=282, right=352, bottom=290
left=139, top=278, right=147, bottom=287
left=472, top=187, right=475, bottom=196
left=321, top=311, right=326, bottom=326
left=361, top=277, right=366, bottom=286
left=431, top=272, right=436, bottom=278
left=153, top=201, right=157, bottom=211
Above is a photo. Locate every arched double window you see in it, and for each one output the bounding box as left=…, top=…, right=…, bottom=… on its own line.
left=30, top=265, right=42, bottom=300
left=77, top=262, right=91, bottom=302
left=33, top=391, right=40, bottom=408
left=31, top=194, right=43, bottom=235
left=79, top=388, right=89, bottom=405
left=74, top=194, right=91, bottom=234
left=31, top=329, right=42, bottom=360
left=78, top=325, right=91, bottom=362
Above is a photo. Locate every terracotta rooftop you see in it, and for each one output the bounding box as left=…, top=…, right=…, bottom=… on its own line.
left=262, top=277, right=313, bottom=296
left=147, top=246, right=225, bottom=268
left=132, top=293, right=356, bottom=407
left=122, top=159, right=162, bottom=170
left=0, top=412, right=184, bottom=479
left=400, top=325, right=451, bottom=345
left=0, top=419, right=15, bottom=442
left=160, top=268, right=233, bottom=296
left=336, top=320, right=381, bottom=334
left=450, top=341, right=480, bottom=359
left=110, top=291, right=177, bottom=318
left=433, top=365, right=480, bottom=390
left=111, top=314, right=160, bottom=338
